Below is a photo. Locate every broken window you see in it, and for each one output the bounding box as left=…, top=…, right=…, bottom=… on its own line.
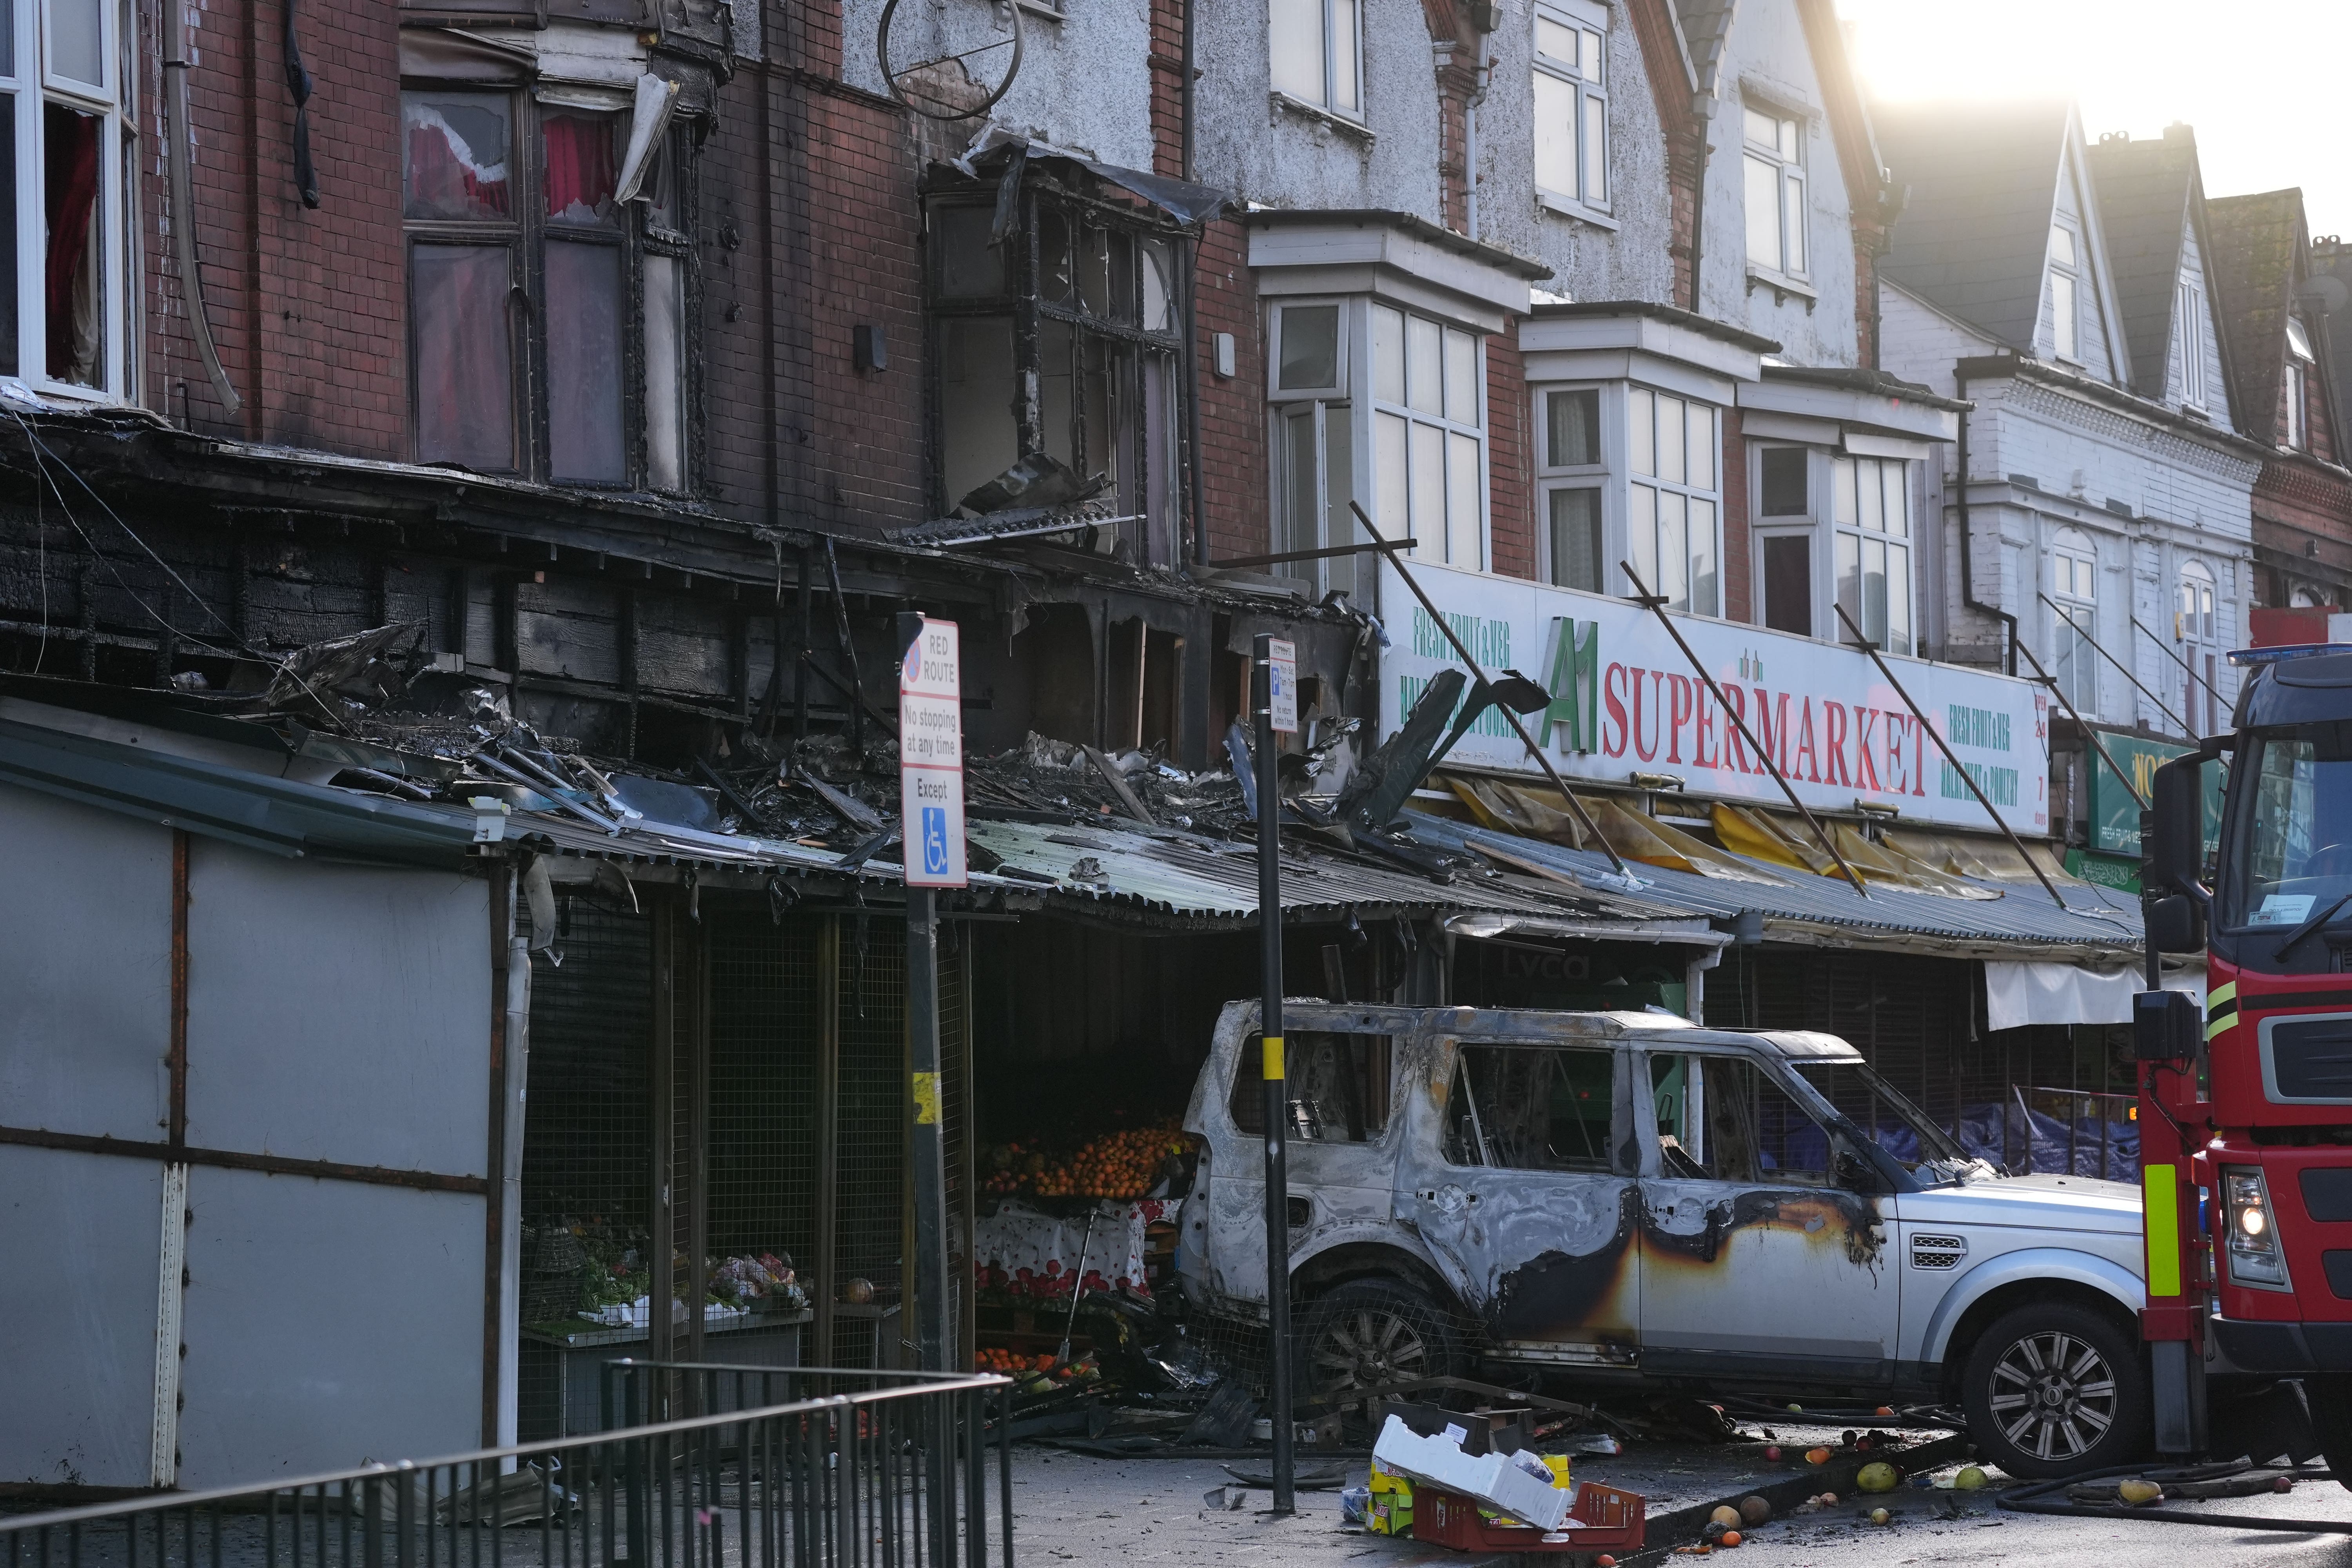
left=0, top=2, right=133, bottom=393
left=1229, top=1032, right=1392, bottom=1142
left=1649, top=1053, right=1832, bottom=1186
left=926, top=185, right=1186, bottom=567
left=1444, top=1044, right=1617, bottom=1173
left=403, top=87, right=697, bottom=491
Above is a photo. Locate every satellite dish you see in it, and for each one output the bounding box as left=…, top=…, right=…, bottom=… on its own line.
left=2301, top=272, right=2350, bottom=318
left=878, top=0, right=1024, bottom=121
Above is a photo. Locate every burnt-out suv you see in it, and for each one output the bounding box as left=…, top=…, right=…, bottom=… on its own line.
left=1176, top=1001, right=2150, bottom=1476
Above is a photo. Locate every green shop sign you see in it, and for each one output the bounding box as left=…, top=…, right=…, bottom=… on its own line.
left=2087, top=732, right=2224, bottom=857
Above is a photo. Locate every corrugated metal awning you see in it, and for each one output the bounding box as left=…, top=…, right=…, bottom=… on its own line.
left=1408, top=811, right=2145, bottom=962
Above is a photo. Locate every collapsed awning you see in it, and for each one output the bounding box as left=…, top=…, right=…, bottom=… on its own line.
left=954, top=125, right=1234, bottom=227
left=1984, top=959, right=2206, bottom=1031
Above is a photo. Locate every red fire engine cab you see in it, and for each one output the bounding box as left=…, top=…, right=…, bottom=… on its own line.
left=2141, top=641, right=2352, bottom=1472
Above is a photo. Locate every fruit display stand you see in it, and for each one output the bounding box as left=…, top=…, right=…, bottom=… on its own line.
left=1411, top=1482, right=1647, bottom=1555
left=973, top=1197, right=1178, bottom=1300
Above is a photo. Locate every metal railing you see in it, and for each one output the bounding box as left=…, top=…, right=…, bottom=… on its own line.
left=2003, top=1085, right=2138, bottom=1181
left=0, top=1364, right=1013, bottom=1568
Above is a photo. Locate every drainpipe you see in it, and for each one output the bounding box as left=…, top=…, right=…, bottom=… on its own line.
left=1953, top=367, right=2018, bottom=675
left=1181, top=0, right=1211, bottom=568
left=163, top=0, right=239, bottom=417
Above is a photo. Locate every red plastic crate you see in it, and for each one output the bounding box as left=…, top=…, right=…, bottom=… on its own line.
left=1411, top=1481, right=1646, bottom=1553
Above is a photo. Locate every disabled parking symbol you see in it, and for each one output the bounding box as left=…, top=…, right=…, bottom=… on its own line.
left=922, top=806, right=951, bottom=875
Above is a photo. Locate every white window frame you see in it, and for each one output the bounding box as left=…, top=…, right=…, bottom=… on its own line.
left=1831, top=454, right=1915, bottom=657
left=2177, top=559, right=2219, bottom=738
left=2052, top=526, right=2100, bottom=720
left=1741, top=100, right=1807, bottom=283
left=1749, top=442, right=1819, bottom=638
left=1268, top=0, right=1363, bottom=123
left=1368, top=301, right=1486, bottom=572
left=2047, top=221, right=2081, bottom=365
left=1268, top=296, right=1356, bottom=598
left=1535, top=383, right=1609, bottom=593
left=1532, top=0, right=1608, bottom=219
left=4, top=0, right=133, bottom=401
left=2285, top=315, right=2314, bottom=451
left=2176, top=278, right=2208, bottom=410
left=1625, top=384, right=1721, bottom=616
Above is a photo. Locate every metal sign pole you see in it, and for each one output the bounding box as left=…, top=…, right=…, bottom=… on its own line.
left=1254, top=632, right=1296, bottom=1515
left=898, top=612, right=967, bottom=1377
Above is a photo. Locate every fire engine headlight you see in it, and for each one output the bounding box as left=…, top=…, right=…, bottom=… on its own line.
left=2222, top=1167, right=2290, bottom=1290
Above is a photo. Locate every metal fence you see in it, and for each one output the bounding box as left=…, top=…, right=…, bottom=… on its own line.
left=0, top=1365, right=1013, bottom=1568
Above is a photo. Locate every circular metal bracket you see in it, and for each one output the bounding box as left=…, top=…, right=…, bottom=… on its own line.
left=878, top=0, right=1024, bottom=122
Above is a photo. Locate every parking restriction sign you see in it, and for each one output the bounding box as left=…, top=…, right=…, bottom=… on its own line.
left=899, top=616, right=966, bottom=887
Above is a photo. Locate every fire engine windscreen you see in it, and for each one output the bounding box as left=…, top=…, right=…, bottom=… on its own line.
left=2219, top=721, right=2352, bottom=955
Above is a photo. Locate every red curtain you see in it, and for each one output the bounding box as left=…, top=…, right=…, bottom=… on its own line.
left=403, top=108, right=510, bottom=221
left=44, top=107, right=100, bottom=380
left=543, top=113, right=616, bottom=223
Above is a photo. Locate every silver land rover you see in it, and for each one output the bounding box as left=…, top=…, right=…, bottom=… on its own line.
left=1177, top=1001, right=2148, bottom=1477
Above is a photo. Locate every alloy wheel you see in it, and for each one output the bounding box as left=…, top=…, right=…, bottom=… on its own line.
left=1310, top=1306, right=1433, bottom=1396
left=1987, top=1328, right=2118, bottom=1463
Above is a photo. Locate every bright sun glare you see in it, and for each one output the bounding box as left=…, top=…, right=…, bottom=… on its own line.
left=1835, top=0, right=2352, bottom=237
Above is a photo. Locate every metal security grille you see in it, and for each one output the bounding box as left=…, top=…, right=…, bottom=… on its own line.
left=707, top=915, right=823, bottom=1267
left=833, top=913, right=907, bottom=1368
left=519, top=899, right=654, bottom=1437
left=1706, top=946, right=2127, bottom=1161
left=939, top=924, right=973, bottom=1369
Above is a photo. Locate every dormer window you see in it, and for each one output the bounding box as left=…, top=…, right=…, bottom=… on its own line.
left=2285, top=316, right=2314, bottom=450
left=2176, top=278, right=2207, bottom=410
left=2047, top=224, right=2080, bottom=364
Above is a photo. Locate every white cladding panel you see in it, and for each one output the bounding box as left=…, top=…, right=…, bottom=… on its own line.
left=184, top=842, right=492, bottom=1178
left=0, top=788, right=173, bottom=1141
left=176, top=1169, right=485, bottom=1486
left=0, top=1147, right=165, bottom=1488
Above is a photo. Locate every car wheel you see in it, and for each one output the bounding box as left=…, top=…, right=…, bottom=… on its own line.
left=1960, top=1301, right=2149, bottom=1478
left=2307, top=1374, right=2352, bottom=1491
left=1296, top=1278, right=1464, bottom=1402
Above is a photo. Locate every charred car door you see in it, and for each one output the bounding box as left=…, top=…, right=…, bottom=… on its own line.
left=1186, top=1006, right=1405, bottom=1310
left=1634, top=1047, right=1898, bottom=1388
left=1395, top=1033, right=1641, bottom=1372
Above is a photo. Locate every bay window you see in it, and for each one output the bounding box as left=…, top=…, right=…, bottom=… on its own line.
left=403, top=86, right=695, bottom=491
left=2177, top=560, right=2219, bottom=737
left=0, top=0, right=133, bottom=396
left=2052, top=527, right=2099, bottom=718
left=1532, top=0, right=1607, bottom=216
left=1627, top=386, right=1718, bottom=614
left=1537, top=387, right=1603, bottom=592
left=1372, top=302, right=1486, bottom=571
left=1754, top=445, right=1813, bottom=636
left=1831, top=455, right=1912, bottom=655
left=929, top=188, right=1186, bottom=568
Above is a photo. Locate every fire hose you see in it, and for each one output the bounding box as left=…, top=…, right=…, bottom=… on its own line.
left=2000, top=1459, right=2352, bottom=1533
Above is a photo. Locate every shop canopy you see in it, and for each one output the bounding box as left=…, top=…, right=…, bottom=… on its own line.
left=1407, top=809, right=2146, bottom=965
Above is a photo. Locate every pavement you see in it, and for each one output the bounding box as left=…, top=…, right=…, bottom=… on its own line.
left=1008, top=1439, right=2352, bottom=1567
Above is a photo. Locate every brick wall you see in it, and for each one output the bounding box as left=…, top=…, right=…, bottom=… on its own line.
left=1487, top=322, right=1532, bottom=579
left=153, top=0, right=406, bottom=453
left=1150, top=0, right=1185, bottom=178
left=701, top=52, right=931, bottom=532
left=2255, top=457, right=2352, bottom=606
left=1193, top=216, right=1266, bottom=561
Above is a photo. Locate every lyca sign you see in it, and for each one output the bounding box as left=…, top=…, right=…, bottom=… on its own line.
left=1377, top=559, right=2049, bottom=836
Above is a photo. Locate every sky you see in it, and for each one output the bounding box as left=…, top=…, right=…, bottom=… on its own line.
left=1833, top=0, right=2352, bottom=238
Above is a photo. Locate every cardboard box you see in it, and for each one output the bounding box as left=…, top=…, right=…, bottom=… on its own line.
left=1370, top=1416, right=1571, bottom=1533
